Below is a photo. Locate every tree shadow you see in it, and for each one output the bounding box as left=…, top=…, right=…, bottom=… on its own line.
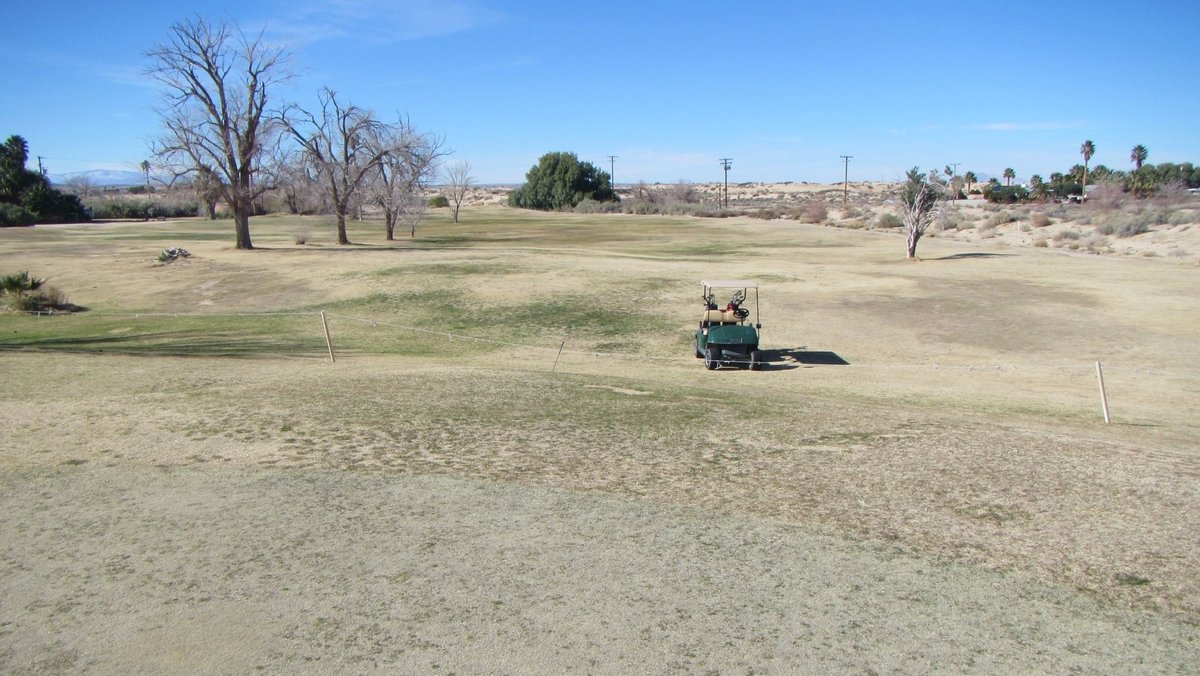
left=928, top=253, right=1017, bottom=260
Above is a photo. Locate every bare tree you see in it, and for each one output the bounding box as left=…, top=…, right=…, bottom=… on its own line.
left=146, top=17, right=291, bottom=250
left=444, top=160, right=473, bottom=224
left=284, top=88, right=398, bottom=245
left=900, top=167, right=942, bottom=259
left=367, top=121, right=445, bottom=239
left=62, top=174, right=96, bottom=199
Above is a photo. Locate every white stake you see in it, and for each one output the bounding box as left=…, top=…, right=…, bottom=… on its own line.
left=1096, top=361, right=1110, bottom=424
left=321, top=310, right=336, bottom=363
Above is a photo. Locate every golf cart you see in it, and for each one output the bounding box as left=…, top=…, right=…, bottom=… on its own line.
left=695, top=280, right=763, bottom=370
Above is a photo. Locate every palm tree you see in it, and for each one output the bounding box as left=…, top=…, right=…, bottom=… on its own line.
left=1003, top=168, right=1015, bottom=186
left=1130, top=144, right=1148, bottom=171
left=964, top=170, right=977, bottom=196
left=1080, top=140, right=1095, bottom=190
left=1029, top=174, right=1047, bottom=201
left=140, top=159, right=151, bottom=191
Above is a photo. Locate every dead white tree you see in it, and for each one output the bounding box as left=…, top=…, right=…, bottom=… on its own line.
left=901, top=167, right=943, bottom=259
left=444, top=160, right=473, bottom=224
left=145, top=17, right=291, bottom=250
left=368, top=121, right=445, bottom=239
left=283, top=88, right=395, bottom=245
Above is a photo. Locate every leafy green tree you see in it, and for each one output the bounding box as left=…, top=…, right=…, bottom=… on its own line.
left=1130, top=144, right=1148, bottom=171
left=0, top=134, right=88, bottom=223
left=508, top=152, right=616, bottom=211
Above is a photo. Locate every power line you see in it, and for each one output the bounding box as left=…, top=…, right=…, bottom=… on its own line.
left=607, top=155, right=617, bottom=188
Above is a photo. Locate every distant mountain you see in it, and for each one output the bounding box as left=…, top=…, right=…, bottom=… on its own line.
left=50, top=169, right=147, bottom=187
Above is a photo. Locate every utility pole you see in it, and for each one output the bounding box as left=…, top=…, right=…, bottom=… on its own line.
left=607, top=155, right=617, bottom=189
left=719, top=158, right=732, bottom=208
left=949, top=162, right=960, bottom=200
left=840, top=155, right=853, bottom=205
left=37, top=156, right=46, bottom=177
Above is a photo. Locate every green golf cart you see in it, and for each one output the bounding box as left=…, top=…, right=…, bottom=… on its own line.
left=694, top=280, right=763, bottom=370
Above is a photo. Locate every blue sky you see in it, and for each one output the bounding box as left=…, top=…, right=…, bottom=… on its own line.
left=3, top=0, right=1198, bottom=185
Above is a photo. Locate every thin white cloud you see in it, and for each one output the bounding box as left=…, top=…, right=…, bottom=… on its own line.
left=265, top=0, right=504, bottom=45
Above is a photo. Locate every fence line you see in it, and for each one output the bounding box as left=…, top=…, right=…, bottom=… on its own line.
left=8, top=308, right=1195, bottom=377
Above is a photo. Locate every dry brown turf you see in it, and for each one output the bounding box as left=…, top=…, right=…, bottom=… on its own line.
left=1, top=209, right=1198, bottom=671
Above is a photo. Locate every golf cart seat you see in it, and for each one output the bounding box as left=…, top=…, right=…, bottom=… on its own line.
left=701, top=310, right=740, bottom=325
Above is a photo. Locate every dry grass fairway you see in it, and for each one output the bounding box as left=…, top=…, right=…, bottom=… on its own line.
left=1, top=208, right=1199, bottom=671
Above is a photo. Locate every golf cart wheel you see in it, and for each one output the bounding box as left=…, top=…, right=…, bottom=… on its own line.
left=704, top=346, right=720, bottom=370
left=749, top=349, right=763, bottom=371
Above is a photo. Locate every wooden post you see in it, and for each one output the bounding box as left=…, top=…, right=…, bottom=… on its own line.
left=1096, top=361, right=1110, bottom=424
left=552, top=341, right=565, bottom=372
left=320, top=310, right=336, bottom=363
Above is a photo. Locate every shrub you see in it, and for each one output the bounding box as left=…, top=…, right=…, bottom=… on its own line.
left=876, top=212, right=903, bottom=229
left=985, top=211, right=1017, bottom=228
left=86, top=200, right=198, bottom=220
left=1, top=271, right=44, bottom=295
left=1033, top=236, right=1049, bottom=247
left=9, top=286, right=68, bottom=312
left=0, top=203, right=37, bottom=227
left=1031, top=212, right=1052, bottom=228
left=573, top=198, right=621, bottom=214
left=798, top=201, right=828, bottom=224
left=1053, top=230, right=1081, bottom=243
left=293, top=232, right=309, bottom=245
left=978, top=226, right=997, bottom=239
left=429, top=195, right=449, bottom=208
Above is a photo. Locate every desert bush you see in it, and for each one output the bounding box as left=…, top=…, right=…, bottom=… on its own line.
left=749, top=209, right=779, bottom=220
left=876, top=212, right=903, bottom=229
left=0, top=203, right=37, bottom=227
left=1167, top=210, right=1194, bottom=226
left=936, top=208, right=963, bottom=231
left=1031, top=212, right=1053, bottom=228
left=428, top=195, right=449, bottom=208
left=1033, top=236, right=1049, bottom=247
left=1053, top=230, right=1081, bottom=243
left=293, top=232, right=309, bottom=245
left=978, top=226, right=997, bottom=239
left=985, top=211, right=1017, bottom=228
left=840, top=205, right=863, bottom=220
left=798, top=201, right=828, bottom=224
left=573, top=198, right=620, bottom=214
left=1018, top=223, right=1031, bottom=233
left=1084, top=182, right=1128, bottom=211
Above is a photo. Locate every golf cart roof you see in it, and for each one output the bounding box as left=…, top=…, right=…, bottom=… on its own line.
left=702, top=280, right=758, bottom=289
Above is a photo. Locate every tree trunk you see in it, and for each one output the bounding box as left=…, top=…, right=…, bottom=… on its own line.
left=335, top=212, right=350, bottom=245
left=234, top=201, right=254, bottom=250
left=384, top=211, right=395, bottom=241
left=906, top=227, right=920, bottom=259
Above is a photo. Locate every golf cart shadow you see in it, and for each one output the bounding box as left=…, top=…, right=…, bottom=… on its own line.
left=761, top=348, right=850, bottom=370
